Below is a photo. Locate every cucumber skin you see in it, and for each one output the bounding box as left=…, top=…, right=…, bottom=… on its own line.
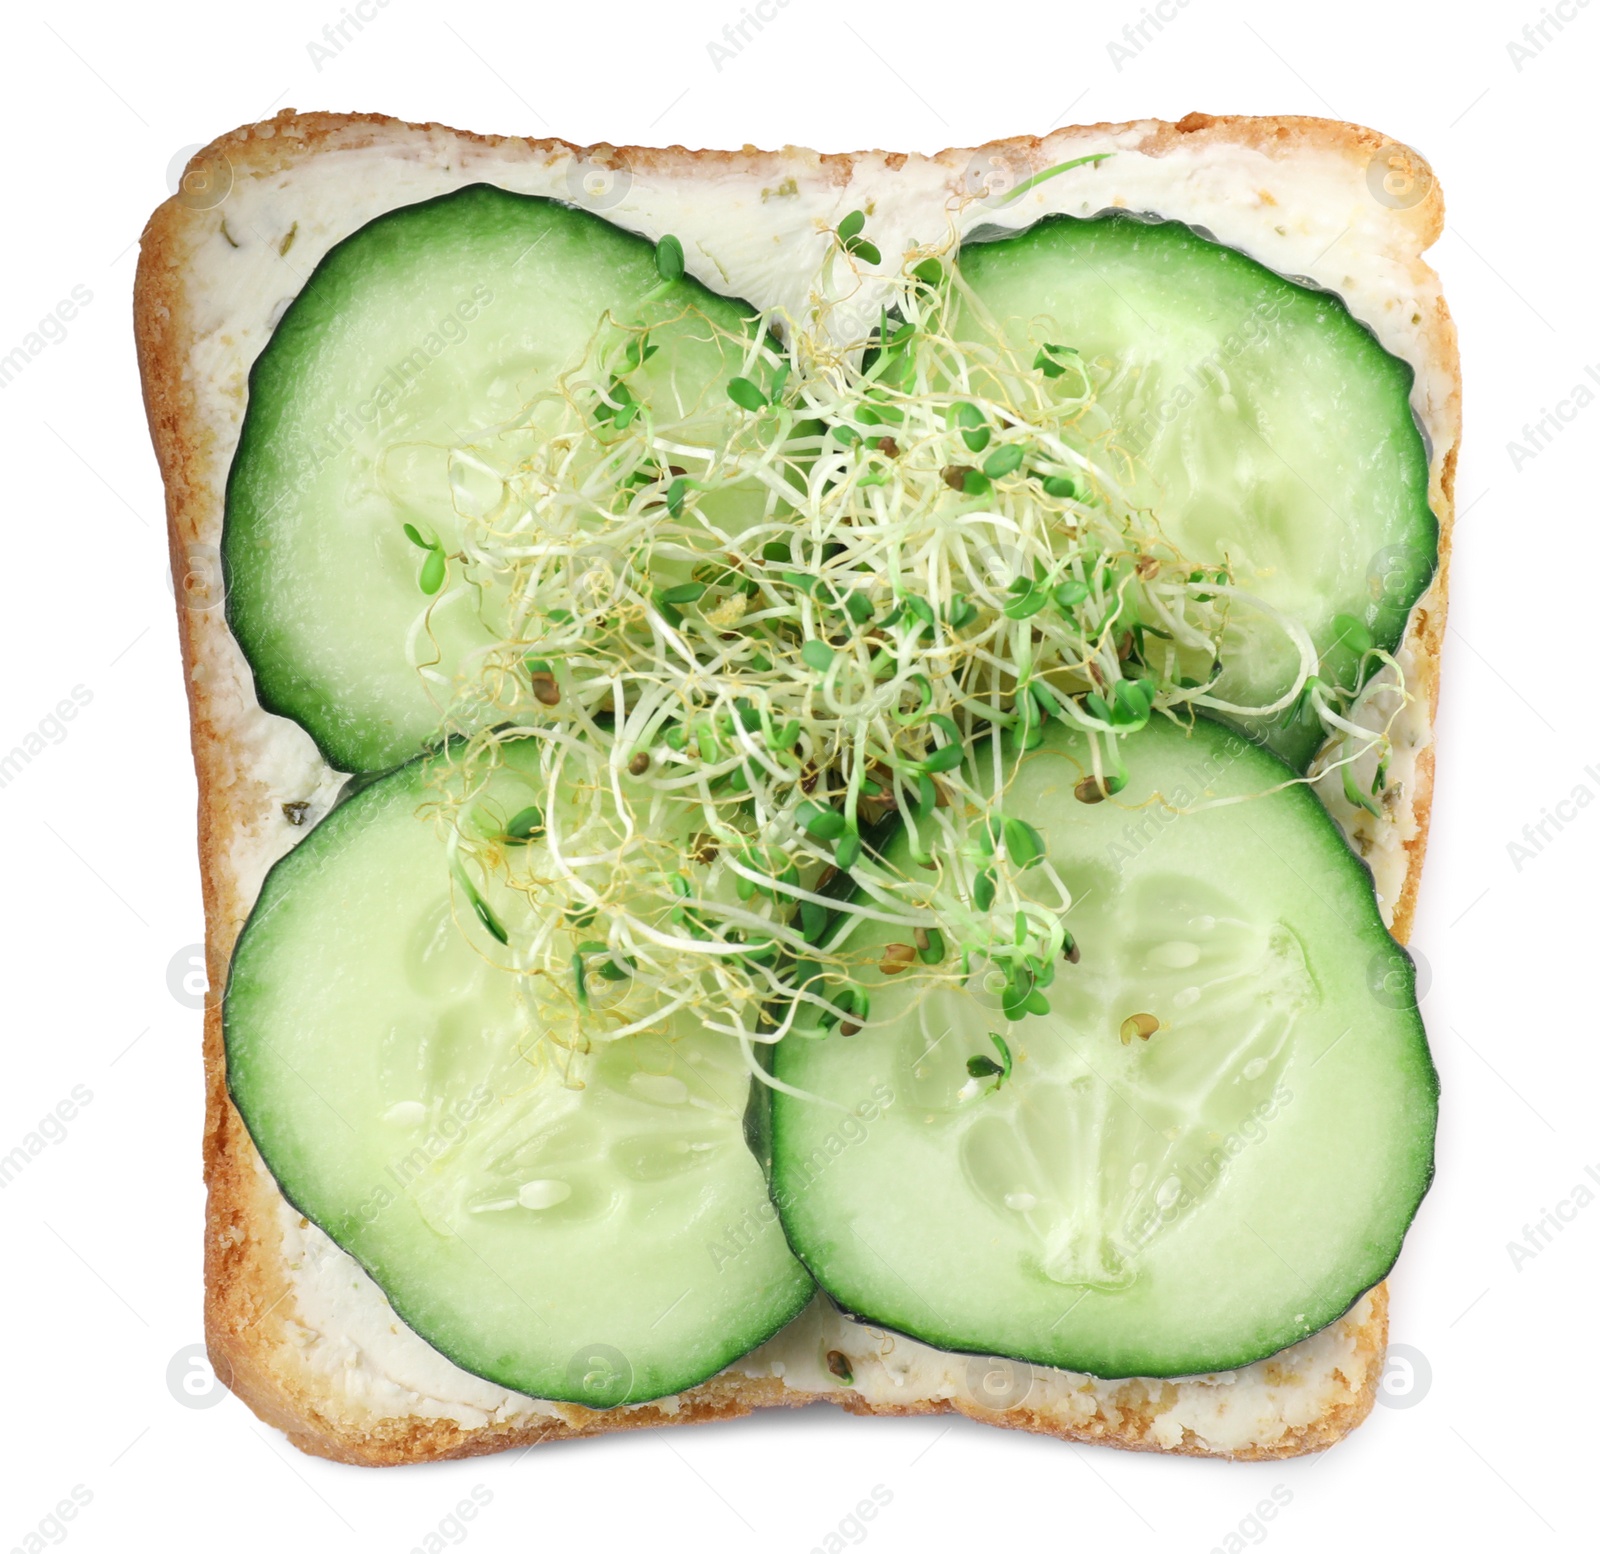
left=766, top=718, right=1438, bottom=1378
left=960, top=211, right=1439, bottom=773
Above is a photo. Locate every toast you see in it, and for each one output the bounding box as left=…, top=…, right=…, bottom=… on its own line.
left=134, top=108, right=1457, bottom=1466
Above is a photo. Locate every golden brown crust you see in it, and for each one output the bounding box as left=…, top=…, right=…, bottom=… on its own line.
left=163, top=105, right=1445, bottom=242
left=135, top=109, right=1450, bottom=1468
left=1388, top=426, right=1458, bottom=946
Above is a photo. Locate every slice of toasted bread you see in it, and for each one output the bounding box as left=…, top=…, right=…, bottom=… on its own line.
left=135, top=108, right=1457, bottom=1467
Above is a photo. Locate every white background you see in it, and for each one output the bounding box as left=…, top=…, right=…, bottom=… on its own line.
left=0, top=0, right=1592, bottom=1549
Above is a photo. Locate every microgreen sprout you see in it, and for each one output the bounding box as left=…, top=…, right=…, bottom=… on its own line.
left=452, top=862, right=509, bottom=946
left=402, top=522, right=448, bottom=595
left=987, top=152, right=1115, bottom=208
left=836, top=209, right=882, bottom=267
left=963, top=1031, right=1013, bottom=1097
left=654, top=233, right=685, bottom=284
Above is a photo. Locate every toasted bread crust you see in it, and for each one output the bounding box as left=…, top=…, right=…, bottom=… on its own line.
left=135, top=108, right=1453, bottom=1468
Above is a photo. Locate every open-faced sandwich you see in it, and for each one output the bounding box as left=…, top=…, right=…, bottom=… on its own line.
left=135, top=110, right=1454, bottom=1465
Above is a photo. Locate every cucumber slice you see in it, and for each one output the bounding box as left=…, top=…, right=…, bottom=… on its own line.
left=956, top=213, right=1437, bottom=767
left=224, top=185, right=761, bottom=774
left=769, top=717, right=1436, bottom=1377
left=224, top=749, right=811, bottom=1404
